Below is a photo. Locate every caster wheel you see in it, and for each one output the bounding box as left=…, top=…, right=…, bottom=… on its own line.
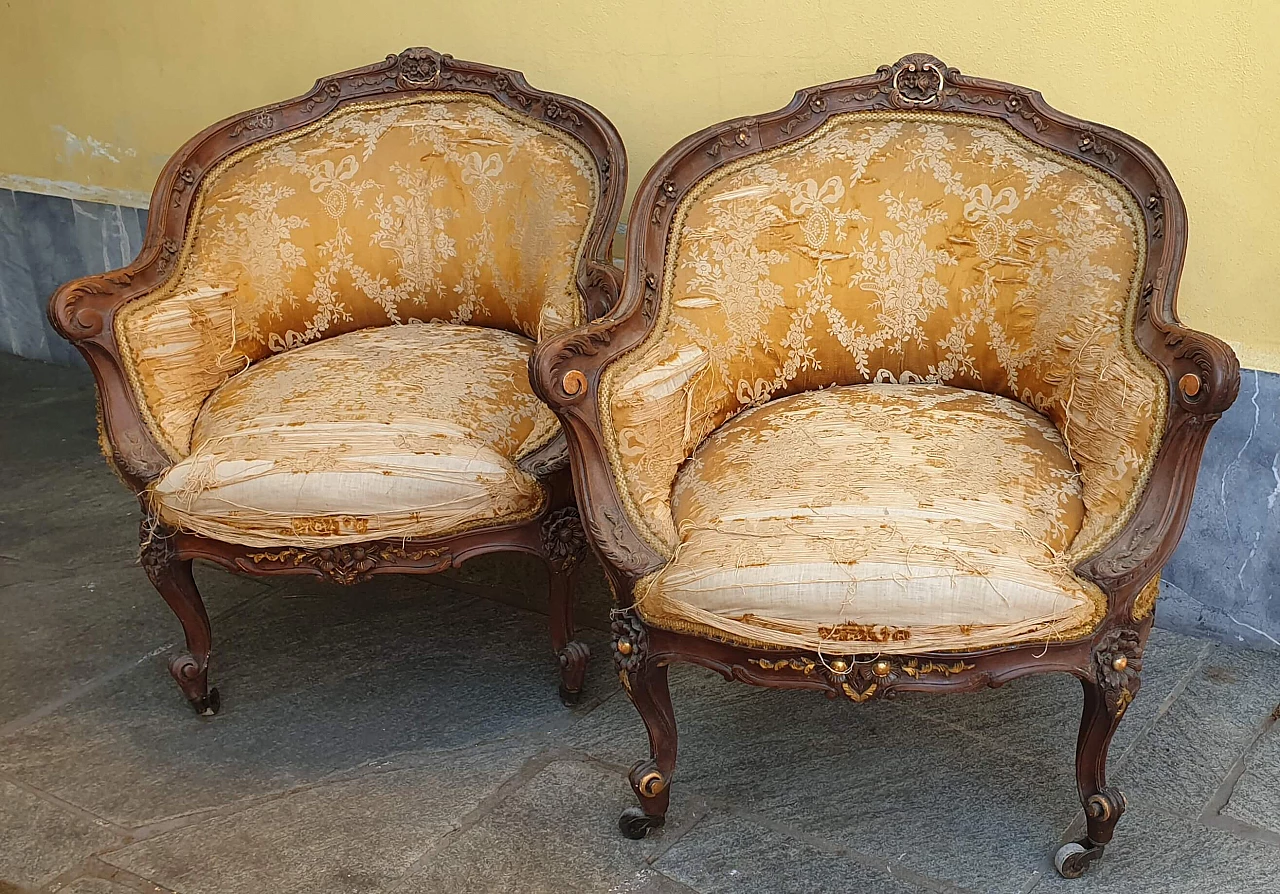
left=190, top=687, right=221, bottom=717
left=559, top=684, right=583, bottom=707
left=618, top=806, right=665, bottom=840
left=1054, top=840, right=1102, bottom=879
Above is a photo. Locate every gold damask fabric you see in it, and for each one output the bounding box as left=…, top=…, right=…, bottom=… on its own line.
left=605, top=112, right=1164, bottom=568
left=120, top=95, right=599, bottom=458
left=150, top=323, right=554, bottom=547
left=635, top=384, right=1104, bottom=653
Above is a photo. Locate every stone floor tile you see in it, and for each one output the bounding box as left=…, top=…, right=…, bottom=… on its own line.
left=0, top=577, right=612, bottom=826
left=440, top=549, right=615, bottom=633
left=1221, top=715, right=1280, bottom=835
left=1115, top=644, right=1280, bottom=817
left=1031, top=805, right=1280, bottom=894
left=398, top=758, right=694, bottom=894
left=655, top=812, right=936, bottom=893
left=569, top=664, right=1076, bottom=893
left=0, top=563, right=270, bottom=728
left=55, top=880, right=144, bottom=894
left=101, top=741, right=530, bottom=894
left=897, top=626, right=1212, bottom=777
left=0, top=779, right=123, bottom=890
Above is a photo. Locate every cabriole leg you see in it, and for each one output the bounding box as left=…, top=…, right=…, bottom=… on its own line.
left=613, top=612, right=676, bottom=839
left=1056, top=628, right=1143, bottom=879
left=141, top=520, right=219, bottom=716
left=542, top=507, right=591, bottom=705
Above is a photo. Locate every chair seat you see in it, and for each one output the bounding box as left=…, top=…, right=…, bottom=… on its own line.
left=152, top=323, right=558, bottom=547
left=636, top=384, right=1106, bottom=653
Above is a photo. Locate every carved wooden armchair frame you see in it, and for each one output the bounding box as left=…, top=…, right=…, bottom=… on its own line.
left=531, top=54, right=1239, bottom=876
left=49, top=48, right=626, bottom=715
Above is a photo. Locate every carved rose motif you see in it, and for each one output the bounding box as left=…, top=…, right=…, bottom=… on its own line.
left=1094, top=627, right=1143, bottom=714
left=611, top=610, right=647, bottom=674
left=542, top=507, right=588, bottom=570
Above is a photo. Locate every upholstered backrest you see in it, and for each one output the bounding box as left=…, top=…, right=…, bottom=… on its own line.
left=603, top=111, right=1166, bottom=562
left=118, top=95, right=599, bottom=458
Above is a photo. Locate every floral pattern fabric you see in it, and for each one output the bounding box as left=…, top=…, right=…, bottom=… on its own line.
left=151, top=323, right=556, bottom=547
left=120, top=95, right=599, bottom=458
left=605, top=112, right=1164, bottom=568
left=636, top=384, right=1103, bottom=653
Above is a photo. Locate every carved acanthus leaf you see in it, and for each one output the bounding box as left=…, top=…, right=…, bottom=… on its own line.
left=247, top=544, right=450, bottom=584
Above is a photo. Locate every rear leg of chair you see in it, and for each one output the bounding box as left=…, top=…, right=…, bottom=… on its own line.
left=1056, top=629, right=1143, bottom=878
left=614, top=614, right=676, bottom=839
left=542, top=507, right=591, bottom=705
left=141, top=520, right=219, bottom=716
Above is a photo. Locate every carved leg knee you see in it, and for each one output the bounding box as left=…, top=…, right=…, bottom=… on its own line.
left=141, top=521, right=218, bottom=716
left=614, top=611, right=675, bottom=839
left=543, top=507, right=590, bottom=705
left=1057, top=628, right=1143, bottom=878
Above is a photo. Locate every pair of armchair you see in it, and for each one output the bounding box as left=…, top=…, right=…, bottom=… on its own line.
left=51, top=48, right=1239, bottom=879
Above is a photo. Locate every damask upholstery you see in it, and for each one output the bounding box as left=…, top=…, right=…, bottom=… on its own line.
left=119, top=95, right=599, bottom=459
left=605, top=113, right=1165, bottom=576
left=151, top=324, right=553, bottom=547
left=636, top=384, right=1104, bottom=653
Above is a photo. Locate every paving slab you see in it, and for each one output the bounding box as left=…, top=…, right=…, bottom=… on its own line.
left=101, top=740, right=532, bottom=894
left=566, top=664, right=1079, bottom=893
left=0, top=562, right=270, bottom=728
left=0, top=575, right=612, bottom=827
left=655, top=811, right=937, bottom=894
left=0, top=779, right=123, bottom=890
left=440, top=548, right=615, bottom=634
left=1031, top=804, right=1280, bottom=894
left=54, top=879, right=158, bottom=894
left=397, top=758, right=695, bottom=894
left=1221, top=711, right=1280, bottom=836
left=897, top=626, right=1212, bottom=778
left=1114, top=643, right=1280, bottom=818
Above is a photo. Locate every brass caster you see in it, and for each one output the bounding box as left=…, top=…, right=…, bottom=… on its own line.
left=618, top=806, right=665, bottom=840
left=1054, top=839, right=1104, bottom=879
left=558, top=684, right=583, bottom=707
left=189, top=687, right=221, bottom=717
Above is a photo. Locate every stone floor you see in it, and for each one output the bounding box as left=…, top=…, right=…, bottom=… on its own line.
left=2, top=351, right=1279, bottom=894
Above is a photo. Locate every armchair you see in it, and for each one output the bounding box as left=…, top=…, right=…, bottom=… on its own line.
left=532, top=54, right=1238, bottom=877
left=49, top=48, right=626, bottom=714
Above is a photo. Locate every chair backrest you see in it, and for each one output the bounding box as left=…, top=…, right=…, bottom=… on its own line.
left=57, top=49, right=625, bottom=467
left=594, top=55, right=1176, bottom=567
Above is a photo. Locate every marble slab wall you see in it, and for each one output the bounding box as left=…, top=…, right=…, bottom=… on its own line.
left=1163, top=368, right=1280, bottom=650
left=0, top=187, right=1276, bottom=648
left=0, top=188, right=146, bottom=365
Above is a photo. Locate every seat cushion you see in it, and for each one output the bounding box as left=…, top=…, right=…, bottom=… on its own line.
left=635, top=384, right=1106, bottom=653
left=151, top=323, right=557, bottom=547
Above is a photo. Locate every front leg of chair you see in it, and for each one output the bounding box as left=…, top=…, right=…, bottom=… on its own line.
left=613, top=613, right=676, bottom=839
left=541, top=506, right=591, bottom=705
left=1056, top=626, right=1144, bottom=878
left=140, top=519, right=219, bottom=716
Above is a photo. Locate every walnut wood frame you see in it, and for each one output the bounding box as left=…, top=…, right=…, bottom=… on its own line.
left=531, top=54, right=1240, bottom=873
left=48, top=48, right=626, bottom=715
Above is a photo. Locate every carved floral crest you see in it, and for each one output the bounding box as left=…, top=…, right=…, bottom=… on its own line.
left=397, top=47, right=443, bottom=88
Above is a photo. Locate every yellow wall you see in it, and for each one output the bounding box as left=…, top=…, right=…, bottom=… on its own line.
left=2, top=0, right=1277, bottom=370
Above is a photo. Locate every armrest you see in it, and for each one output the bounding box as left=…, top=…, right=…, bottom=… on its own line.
left=48, top=241, right=182, bottom=486
left=530, top=276, right=669, bottom=585
left=1075, top=319, right=1241, bottom=617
